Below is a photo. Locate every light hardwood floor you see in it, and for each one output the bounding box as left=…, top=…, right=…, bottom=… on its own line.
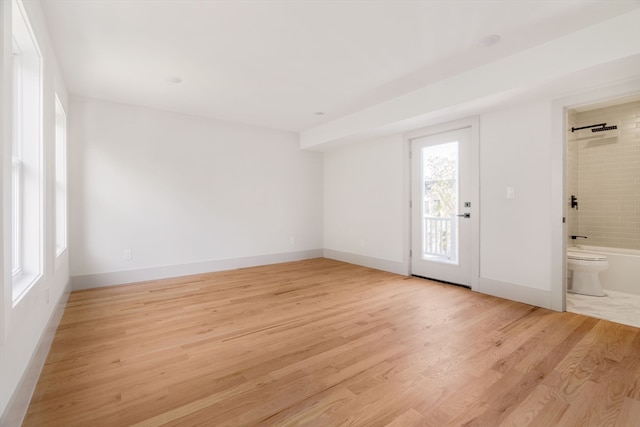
left=24, top=259, right=640, bottom=426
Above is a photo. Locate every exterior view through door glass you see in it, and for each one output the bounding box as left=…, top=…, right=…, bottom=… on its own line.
left=411, top=127, right=471, bottom=286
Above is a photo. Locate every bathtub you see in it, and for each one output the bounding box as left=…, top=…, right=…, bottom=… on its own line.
left=569, top=245, right=640, bottom=295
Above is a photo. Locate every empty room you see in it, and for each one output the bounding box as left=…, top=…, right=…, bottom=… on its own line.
left=1, top=0, right=639, bottom=425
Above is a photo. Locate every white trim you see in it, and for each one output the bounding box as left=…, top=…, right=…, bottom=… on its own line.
left=10, top=0, right=44, bottom=304
left=478, top=277, right=552, bottom=309
left=11, top=34, right=22, bottom=277
left=323, top=249, right=407, bottom=275
left=71, top=250, right=324, bottom=290
left=11, top=0, right=41, bottom=59
left=11, top=271, right=42, bottom=306
left=54, top=93, right=67, bottom=259
left=0, top=279, right=71, bottom=427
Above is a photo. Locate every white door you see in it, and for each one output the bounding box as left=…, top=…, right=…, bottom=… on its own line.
left=411, top=127, right=472, bottom=286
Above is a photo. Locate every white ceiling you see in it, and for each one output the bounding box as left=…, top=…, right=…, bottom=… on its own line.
left=41, top=0, right=639, bottom=132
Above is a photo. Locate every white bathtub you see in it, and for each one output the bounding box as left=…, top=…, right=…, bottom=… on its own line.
left=569, top=245, right=640, bottom=295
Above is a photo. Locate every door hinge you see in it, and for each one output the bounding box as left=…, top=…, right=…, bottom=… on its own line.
left=563, top=217, right=566, bottom=223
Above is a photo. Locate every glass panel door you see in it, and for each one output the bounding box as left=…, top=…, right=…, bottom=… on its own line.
left=421, top=141, right=459, bottom=264
left=411, top=127, right=471, bottom=286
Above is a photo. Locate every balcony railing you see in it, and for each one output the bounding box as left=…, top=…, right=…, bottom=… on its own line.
left=423, top=215, right=457, bottom=261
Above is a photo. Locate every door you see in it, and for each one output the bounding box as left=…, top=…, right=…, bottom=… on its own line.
left=411, top=127, right=472, bottom=286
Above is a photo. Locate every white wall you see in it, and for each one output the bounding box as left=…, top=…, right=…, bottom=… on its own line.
left=323, top=97, right=565, bottom=308
left=1, top=0, right=70, bottom=423
left=316, top=8, right=639, bottom=312
left=323, top=134, right=406, bottom=273
left=0, top=2, right=637, bottom=424
left=69, top=97, right=324, bottom=287
left=479, top=101, right=552, bottom=290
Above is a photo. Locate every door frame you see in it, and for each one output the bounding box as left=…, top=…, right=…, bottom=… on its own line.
left=551, top=80, right=640, bottom=312
left=405, top=116, right=480, bottom=291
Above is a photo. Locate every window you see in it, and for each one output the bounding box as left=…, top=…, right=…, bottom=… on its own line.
left=55, top=95, right=67, bottom=257
left=12, top=38, right=22, bottom=276
left=12, top=0, right=43, bottom=303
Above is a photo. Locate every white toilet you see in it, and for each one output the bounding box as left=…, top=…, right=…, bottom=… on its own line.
left=567, top=249, right=608, bottom=296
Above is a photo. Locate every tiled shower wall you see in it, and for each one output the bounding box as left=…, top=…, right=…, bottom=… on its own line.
left=567, top=109, right=579, bottom=240
left=568, top=101, right=640, bottom=250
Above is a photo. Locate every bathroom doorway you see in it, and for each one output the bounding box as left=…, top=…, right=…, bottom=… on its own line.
left=565, top=94, right=640, bottom=328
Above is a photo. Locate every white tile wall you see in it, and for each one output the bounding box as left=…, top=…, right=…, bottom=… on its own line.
left=570, top=101, right=640, bottom=250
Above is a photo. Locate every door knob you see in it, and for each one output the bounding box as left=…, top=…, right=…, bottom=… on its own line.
left=457, top=213, right=471, bottom=218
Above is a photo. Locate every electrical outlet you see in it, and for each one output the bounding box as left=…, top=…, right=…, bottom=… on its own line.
left=506, top=186, right=515, bottom=199
left=124, top=249, right=133, bottom=260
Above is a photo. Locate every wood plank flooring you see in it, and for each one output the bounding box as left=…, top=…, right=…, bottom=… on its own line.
left=23, top=259, right=640, bottom=426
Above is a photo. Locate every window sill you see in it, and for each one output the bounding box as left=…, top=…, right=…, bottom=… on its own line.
left=12, top=271, right=42, bottom=307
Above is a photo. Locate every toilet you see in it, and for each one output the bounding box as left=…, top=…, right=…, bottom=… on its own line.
left=567, top=248, right=608, bottom=296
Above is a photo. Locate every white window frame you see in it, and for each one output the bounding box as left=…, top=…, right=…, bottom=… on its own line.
left=12, top=0, right=44, bottom=304
left=54, top=94, right=67, bottom=259
left=12, top=37, right=23, bottom=277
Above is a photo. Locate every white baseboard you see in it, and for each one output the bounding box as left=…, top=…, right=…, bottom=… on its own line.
left=478, top=277, right=553, bottom=310
left=323, top=249, right=408, bottom=275
left=1, top=280, right=72, bottom=427
left=323, top=250, right=554, bottom=310
left=71, top=249, right=324, bottom=291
